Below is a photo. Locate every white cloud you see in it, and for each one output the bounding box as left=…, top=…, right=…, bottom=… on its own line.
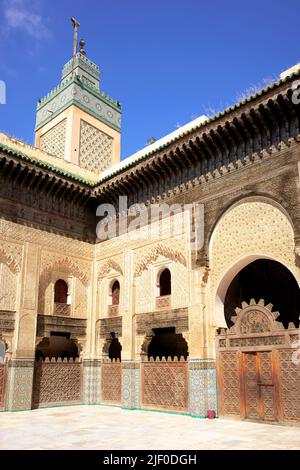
left=3, top=0, right=50, bottom=39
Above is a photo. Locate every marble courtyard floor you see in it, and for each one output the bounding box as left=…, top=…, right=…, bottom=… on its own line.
left=0, top=405, right=299, bottom=450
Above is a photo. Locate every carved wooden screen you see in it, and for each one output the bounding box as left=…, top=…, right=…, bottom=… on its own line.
left=0, top=363, right=6, bottom=409
left=101, top=359, right=122, bottom=404
left=141, top=357, right=188, bottom=412
left=216, top=299, right=300, bottom=424
left=32, top=358, right=82, bottom=408
left=278, top=349, right=300, bottom=423
left=217, top=351, right=240, bottom=417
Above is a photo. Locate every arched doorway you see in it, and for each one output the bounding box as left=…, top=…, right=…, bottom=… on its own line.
left=35, top=333, right=79, bottom=361
left=224, top=259, right=300, bottom=329
left=147, top=328, right=188, bottom=360
left=216, top=258, right=300, bottom=424
left=33, top=333, right=82, bottom=409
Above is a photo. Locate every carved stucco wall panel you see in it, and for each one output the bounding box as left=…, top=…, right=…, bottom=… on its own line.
left=38, top=253, right=91, bottom=317
left=134, top=240, right=187, bottom=278
left=40, top=118, right=67, bottom=159
left=79, top=120, right=113, bottom=173
left=97, top=258, right=123, bottom=283
left=0, top=219, right=93, bottom=258
left=209, top=200, right=299, bottom=327
left=136, top=269, right=152, bottom=314
left=94, top=212, right=188, bottom=261
left=0, top=239, right=23, bottom=323
left=210, top=201, right=296, bottom=286
left=73, top=278, right=88, bottom=319
left=134, top=240, right=188, bottom=314
left=0, top=264, right=18, bottom=311
left=40, top=252, right=91, bottom=282
left=96, top=257, right=124, bottom=318
left=0, top=240, right=23, bottom=274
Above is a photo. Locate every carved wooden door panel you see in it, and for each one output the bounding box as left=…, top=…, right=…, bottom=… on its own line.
left=242, top=351, right=277, bottom=422
left=216, top=300, right=299, bottom=424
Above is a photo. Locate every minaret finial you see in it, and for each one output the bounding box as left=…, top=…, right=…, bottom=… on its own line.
left=79, top=38, right=86, bottom=56
left=71, top=17, right=80, bottom=57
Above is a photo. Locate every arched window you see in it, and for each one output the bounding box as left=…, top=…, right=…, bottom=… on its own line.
left=54, top=279, right=68, bottom=304
left=159, top=268, right=171, bottom=296
left=111, top=280, right=120, bottom=305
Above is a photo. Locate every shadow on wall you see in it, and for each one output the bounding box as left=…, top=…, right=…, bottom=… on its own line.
left=225, top=259, right=300, bottom=328
left=35, top=333, right=79, bottom=360
left=148, top=328, right=188, bottom=360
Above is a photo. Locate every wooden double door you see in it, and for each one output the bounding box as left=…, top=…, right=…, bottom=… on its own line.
left=241, top=351, right=279, bottom=422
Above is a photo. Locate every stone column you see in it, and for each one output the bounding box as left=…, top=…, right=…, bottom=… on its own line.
left=121, top=252, right=141, bottom=410
left=82, top=259, right=101, bottom=405
left=6, top=244, right=40, bottom=411
left=188, top=267, right=218, bottom=418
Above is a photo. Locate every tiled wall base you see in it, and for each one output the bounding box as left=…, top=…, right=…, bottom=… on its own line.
left=82, top=359, right=101, bottom=404
left=6, top=359, right=35, bottom=411
left=122, top=361, right=140, bottom=409
left=188, top=359, right=218, bottom=418
left=2, top=358, right=219, bottom=418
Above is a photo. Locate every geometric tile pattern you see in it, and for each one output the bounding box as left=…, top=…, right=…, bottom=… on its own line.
left=36, top=81, right=121, bottom=132
left=82, top=360, right=101, bottom=405
left=6, top=360, right=34, bottom=411
left=189, top=360, right=218, bottom=418
left=79, top=120, right=113, bottom=173
left=40, top=119, right=66, bottom=159
left=122, top=362, right=140, bottom=409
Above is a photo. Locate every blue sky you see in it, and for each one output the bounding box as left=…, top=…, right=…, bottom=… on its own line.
left=0, top=0, right=299, bottom=159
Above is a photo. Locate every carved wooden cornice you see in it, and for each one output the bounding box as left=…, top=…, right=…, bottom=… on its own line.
left=36, top=314, right=87, bottom=338
left=95, top=88, right=300, bottom=205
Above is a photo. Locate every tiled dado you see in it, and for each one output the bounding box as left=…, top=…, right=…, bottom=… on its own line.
left=82, top=359, right=101, bottom=405
left=6, top=359, right=35, bottom=411
left=188, top=359, right=218, bottom=418
left=2, top=358, right=218, bottom=417
left=122, top=361, right=140, bottom=410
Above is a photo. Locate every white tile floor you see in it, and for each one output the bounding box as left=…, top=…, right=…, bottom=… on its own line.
left=0, top=405, right=300, bottom=450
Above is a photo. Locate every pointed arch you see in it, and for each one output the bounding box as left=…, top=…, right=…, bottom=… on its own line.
left=134, top=243, right=186, bottom=278
left=40, top=257, right=90, bottom=287
left=0, top=248, right=20, bottom=274
left=97, top=259, right=123, bottom=283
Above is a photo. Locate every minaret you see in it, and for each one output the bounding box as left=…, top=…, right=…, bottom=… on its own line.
left=35, top=18, right=121, bottom=175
